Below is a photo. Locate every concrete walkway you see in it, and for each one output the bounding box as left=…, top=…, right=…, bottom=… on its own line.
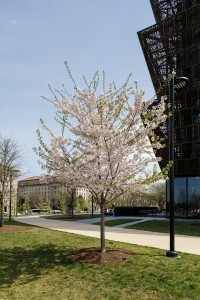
left=15, top=216, right=200, bottom=256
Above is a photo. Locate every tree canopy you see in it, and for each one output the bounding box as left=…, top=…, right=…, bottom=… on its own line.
left=34, top=63, right=169, bottom=251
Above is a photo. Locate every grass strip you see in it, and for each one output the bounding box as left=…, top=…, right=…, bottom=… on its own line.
left=93, top=218, right=141, bottom=227
left=0, top=220, right=199, bottom=300
left=125, top=220, right=200, bottom=236
left=43, top=213, right=98, bottom=222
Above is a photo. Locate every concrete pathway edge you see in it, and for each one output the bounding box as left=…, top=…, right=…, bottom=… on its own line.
left=15, top=216, right=200, bottom=256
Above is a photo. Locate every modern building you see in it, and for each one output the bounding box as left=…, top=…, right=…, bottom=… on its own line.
left=138, top=0, right=200, bottom=218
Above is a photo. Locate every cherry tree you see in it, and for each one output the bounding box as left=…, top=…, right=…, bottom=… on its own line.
left=34, top=62, right=168, bottom=252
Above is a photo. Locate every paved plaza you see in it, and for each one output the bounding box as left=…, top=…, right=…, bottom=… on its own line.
left=15, top=215, right=200, bottom=256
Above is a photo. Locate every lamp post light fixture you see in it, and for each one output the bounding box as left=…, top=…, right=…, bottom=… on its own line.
left=166, top=72, right=189, bottom=258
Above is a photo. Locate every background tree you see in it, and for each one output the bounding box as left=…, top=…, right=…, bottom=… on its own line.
left=0, top=135, right=22, bottom=227
left=17, top=196, right=24, bottom=214
left=76, top=195, right=85, bottom=212
left=37, top=194, right=50, bottom=213
left=66, top=188, right=77, bottom=216
left=37, top=193, right=44, bottom=212
left=34, top=63, right=169, bottom=252
left=114, top=188, right=146, bottom=207
left=8, top=170, right=19, bottom=220
left=22, top=195, right=30, bottom=214
left=55, top=187, right=67, bottom=212
left=43, top=195, right=51, bottom=213
left=149, top=181, right=166, bottom=209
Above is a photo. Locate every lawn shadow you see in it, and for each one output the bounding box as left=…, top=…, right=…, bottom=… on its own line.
left=135, top=253, right=165, bottom=257
left=133, top=250, right=165, bottom=258
left=0, top=244, right=75, bottom=287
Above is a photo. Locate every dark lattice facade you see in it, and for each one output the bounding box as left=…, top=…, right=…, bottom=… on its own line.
left=138, top=0, right=200, bottom=218
left=138, top=0, right=200, bottom=177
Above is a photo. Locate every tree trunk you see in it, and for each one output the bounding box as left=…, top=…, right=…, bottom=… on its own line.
left=100, top=194, right=106, bottom=253
left=71, top=189, right=74, bottom=218
left=91, top=195, right=94, bottom=217
left=9, top=173, right=12, bottom=222
left=0, top=192, right=4, bottom=227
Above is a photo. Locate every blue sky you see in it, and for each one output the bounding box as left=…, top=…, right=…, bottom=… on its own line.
left=1, top=0, right=155, bottom=177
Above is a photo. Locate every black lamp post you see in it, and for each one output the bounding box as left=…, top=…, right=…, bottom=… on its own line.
left=166, top=73, right=189, bottom=258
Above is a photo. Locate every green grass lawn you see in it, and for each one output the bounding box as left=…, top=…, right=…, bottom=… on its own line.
left=0, top=220, right=200, bottom=300
left=43, top=213, right=98, bottom=222
left=93, top=218, right=141, bottom=227
left=125, top=220, right=200, bottom=236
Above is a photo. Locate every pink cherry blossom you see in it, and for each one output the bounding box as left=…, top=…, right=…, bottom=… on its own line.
left=35, top=65, right=169, bottom=253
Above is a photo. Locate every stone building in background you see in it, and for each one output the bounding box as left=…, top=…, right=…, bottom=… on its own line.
left=17, top=176, right=90, bottom=210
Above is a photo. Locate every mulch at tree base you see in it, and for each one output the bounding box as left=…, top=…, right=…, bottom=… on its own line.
left=71, top=247, right=133, bottom=264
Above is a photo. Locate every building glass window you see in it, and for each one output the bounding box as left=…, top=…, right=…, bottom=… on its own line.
left=188, top=177, right=200, bottom=217
left=167, top=176, right=200, bottom=218
left=176, top=127, right=186, bottom=142
left=174, top=177, right=187, bottom=217
left=167, top=177, right=187, bottom=217
left=182, top=143, right=193, bottom=158
left=187, top=125, right=199, bottom=141
left=193, top=108, right=200, bottom=123
left=187, top=88, right=199, bottom=107
left=194, top=142, right=200, bottom=157
left=175, top=111, right=180, bottom=127
left=180, top=109, right=192, bottom=126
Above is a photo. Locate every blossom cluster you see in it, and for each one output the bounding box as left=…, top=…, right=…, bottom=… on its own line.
left=36, top=71, right=168, bottom=204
